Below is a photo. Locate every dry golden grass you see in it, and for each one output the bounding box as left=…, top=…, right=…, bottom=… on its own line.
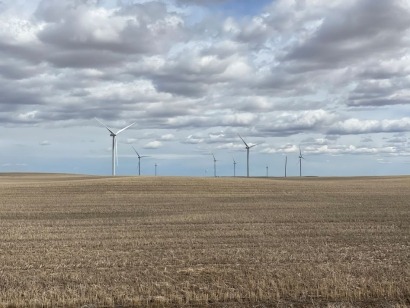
left=0, top=173, right=409, bottom=307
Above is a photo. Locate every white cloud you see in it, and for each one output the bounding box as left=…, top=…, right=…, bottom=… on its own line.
left=144, top=140, right=162, bottom=149
left=40, top=140, right=50, bottom=146
left=160, top=134, right=175, bottom=141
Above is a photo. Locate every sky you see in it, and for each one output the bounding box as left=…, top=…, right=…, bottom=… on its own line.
left=1, top=0, right=410, bottom=177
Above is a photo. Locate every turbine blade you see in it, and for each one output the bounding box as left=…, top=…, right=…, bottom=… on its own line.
left=132, top=146, right=142, bottom=158
left=249, top=142, right=262, bottom=149
left=238, top=134, right=249, bottom=147
left=95, top=118, right=115, bottom=135
left=116, top=122, right=136, bottom=135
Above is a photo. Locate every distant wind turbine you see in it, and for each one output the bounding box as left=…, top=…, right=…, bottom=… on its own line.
left=238, top=134, right=259, bottom=178
left=155, top=163, right=158, bottom=176
left=95, top=118, right=136, bottom=176
left=212, top=153, right=217, bottom=177
left=285, top=156, right=288, bottom=178
left=298, top=147, right=305, bottom=177
left=132, top=146, right=149, bottom=176
left=266, top=165, right=269, bottom=177
left=232, top=156, right=237, bottom=177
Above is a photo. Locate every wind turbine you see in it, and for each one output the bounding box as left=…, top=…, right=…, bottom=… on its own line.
left=155, top=163, right=158, bottom=176
left=132, top=146, right=149, bottom=176
left=212, top=153, right=217, bottom=177
left=266, top=165, right=269, bottom=177
left=232, top=156, right=237, bottom=177
left=298, top=147, right=305, bottom=177
left=238, top=134, right=259, bottom=178
left=95, top=118, right=136, bottom=176
left=285, top=156, right=288, bottom=178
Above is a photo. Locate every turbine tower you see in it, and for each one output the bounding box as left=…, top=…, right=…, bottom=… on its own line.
left=238, top=134, right=258, bottom=178
left=212, top=153, right=217, bottom=177
left=132, top=146, right=149, bottom=176
left=285, top=156, right=288, bottom=178
left=298, top=147, right=305, bottom=177
left=154, top=163, right=158, bottom=176
left=95, top=118, right=136, bottom=176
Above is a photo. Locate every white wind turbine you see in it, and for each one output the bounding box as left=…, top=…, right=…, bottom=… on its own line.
left=298, top=147, right=305, bottom=177
left=95, top=118, right=136, bottom=176
left=232, top=156, right=237, bottom=177
left=132, top=146, right=149, bottom=176
left=238, top=134, right=259, bottom=178
left=212, top=153, right=217, bottom=177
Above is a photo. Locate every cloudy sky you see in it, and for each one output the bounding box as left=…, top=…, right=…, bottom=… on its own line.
left=1, top=0, right=410, bottom=177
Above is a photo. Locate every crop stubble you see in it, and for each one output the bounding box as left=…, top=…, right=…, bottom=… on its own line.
left=0, top=174, right=409, bottom=307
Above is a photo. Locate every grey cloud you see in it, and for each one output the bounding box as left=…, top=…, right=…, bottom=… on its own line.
left=234, top=16, right=273, bottom=47
left=164, top=108, right=256, bottom=130
left=0, top=78, right=46, bottom=115
left=257, top=110, right=336, bottom=136
left=357, top=64, right=410, bottom=80
left=47, top=50, right=125, bottom=69
left=348, top=98, right=410, bottom=107
left=361, top=136, right=373, bottom=143
left=148, top=51, right=252, bottom=97
left=153, top=78, right=209, bottom=97
left=0, top=63, right=40, bottom=80
left=144, top=102, right=196, bottom=118
left=176, top=0, right=229, bottom=4
left=347, top=79, right=410, bottom=107
left=285, top=0, right=410, bottom=68
left=35, top=0, right=71, bottom=22
left=0, top=41, right=44, bottom=65
left=383, top=135, right=408, bottom=144
left=34, top=1, right=185, bottom=69
left=329, top=118, right=410, bottom=135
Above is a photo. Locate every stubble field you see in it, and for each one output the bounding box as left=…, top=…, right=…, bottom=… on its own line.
left=0, top=173, right=409, bottom=307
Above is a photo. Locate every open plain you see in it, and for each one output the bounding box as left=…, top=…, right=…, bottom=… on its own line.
left=0, top=173, right=409, bottom=307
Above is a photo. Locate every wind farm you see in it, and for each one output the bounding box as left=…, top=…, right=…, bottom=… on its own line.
left=100, top=130, right=311, bottom=178
left=1, top=0, right=410, bottom=307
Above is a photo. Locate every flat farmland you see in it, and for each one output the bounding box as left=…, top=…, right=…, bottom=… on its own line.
left=0, top=174, right=409, bottom=307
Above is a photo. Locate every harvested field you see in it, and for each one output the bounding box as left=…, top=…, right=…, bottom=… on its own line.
left=0, top=173, right=409, bottom=307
